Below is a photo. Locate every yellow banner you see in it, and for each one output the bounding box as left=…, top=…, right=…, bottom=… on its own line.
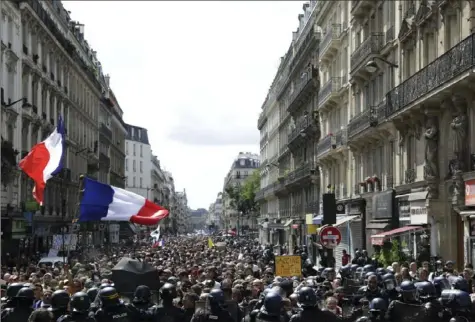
left=274, top=255, right=301, bottom=277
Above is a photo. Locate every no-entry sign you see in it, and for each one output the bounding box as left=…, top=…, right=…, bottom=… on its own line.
left=319, top=225, right=342, bottom=249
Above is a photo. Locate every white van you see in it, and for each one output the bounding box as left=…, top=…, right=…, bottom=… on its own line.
left=38, top=256, right=67, bottom=267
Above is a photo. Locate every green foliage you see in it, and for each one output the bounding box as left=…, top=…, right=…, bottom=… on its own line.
left=225, top=171, right=260, bottom=215
left=377, top=240, right=409, bottom=267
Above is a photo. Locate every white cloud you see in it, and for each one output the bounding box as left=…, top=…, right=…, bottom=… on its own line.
left=64, top=1, right=305, bottom=208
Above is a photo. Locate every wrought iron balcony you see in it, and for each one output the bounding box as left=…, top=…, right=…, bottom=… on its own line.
left=405, top=168, right=416, bottom=184
left=292, top=203, right=304, bottom=217
left=350, top=33, right=385, bottom=73
left=100, top=122, right=113, bottom=140
left=320, top=24, right=342, bottom=62
left=386, top=174, right=394, bottom=189
left=255, top=189, right=265, bottom=202
left=288, top=27, right=321, bottom=76
left=351, top=0, right=375, bottom=17
left=347, top=107, right=378, bottom=140
left=260, top=132, right=268, bottom=146
left=317, top=134, right=332, bottom=157
left=257, top=112, right=267, bottom=130
left=285, top=162, right=318, bottom=190
left=386, top=33, right=475, bottom=119
left=305, top=201, right=319, bottom=213
left=99, top=152, right=111, bottom=169
left=287, top=65, right=318, bottom=114
left=318, top=77, right=342, bottom=110
left=280, top=208, right=291, bottom=218
left=385, top=26, right=395, bottom=44
left=274, top=180, right=288, bottom=196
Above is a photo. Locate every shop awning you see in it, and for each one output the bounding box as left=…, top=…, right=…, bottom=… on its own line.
left=460, top=210, right=475, bottom=218
left=366, top=222, right=390, bottom=230
left=408, top=191, right=428, bottom=201
left=312, top=215, right=323, bottom=225
left=335, top=215, right=359, bottom=227
left=371, top=225, right=423, bottom=245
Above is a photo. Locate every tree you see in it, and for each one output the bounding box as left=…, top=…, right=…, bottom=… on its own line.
left=224, top=171, right=260, bottom=216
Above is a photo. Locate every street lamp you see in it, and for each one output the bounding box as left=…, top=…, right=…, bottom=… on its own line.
left=5, top=97, right=30, bottom=108
left=365, top=56, right=399, bottom=73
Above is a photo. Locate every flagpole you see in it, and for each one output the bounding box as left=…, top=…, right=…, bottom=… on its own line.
left=73, top=175, right=85, bottom=256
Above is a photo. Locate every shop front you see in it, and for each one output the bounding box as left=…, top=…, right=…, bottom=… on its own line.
left=333, top=214, right=362, bottom=269
left=366, top=190, right=396, bottom=251
left=267, top=219, right=286, bottom=246
left=460, top=178, right=475, bottom=266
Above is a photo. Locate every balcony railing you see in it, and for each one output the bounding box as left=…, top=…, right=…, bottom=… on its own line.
left=386, top=33, right=475, bottom=118
left=285, top=162, right=317, bottom=187
left=385, top=26, right=395, bottom=44
left=100, top=122, right=113, bottom=140
left=288, top=66, right=317, bottom=113
left=350, top=33, right=385, bottom=71
left=305, top=201, right=319, bottom=213
left=317, top=134, right=332, bottom=157
left=347, top=107, right=377, bottom=139
left=318, top=77, right=341, bottom=108
left=288, top=115, right=310, bottom=144
left=257, top=112, right=267, bottom=129
left=320, top=24, right=342, bottom=55
left=405, top=168, right=416, bottom=184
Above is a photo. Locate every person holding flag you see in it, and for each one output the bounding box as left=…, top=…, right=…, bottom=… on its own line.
left=19, top=115, right=65, bottom=204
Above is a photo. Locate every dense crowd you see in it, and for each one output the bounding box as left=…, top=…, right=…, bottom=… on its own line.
left=1, top=235, right=474, bottom=322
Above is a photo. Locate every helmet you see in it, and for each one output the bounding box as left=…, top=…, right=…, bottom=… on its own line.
left=51, top=290, right=70, bottom=310
left=70, top=292, right=90, bottom=313
left=86, top=287, right=99, bottom=302
left=99, top=287, right=120, bottom=308
left=6, top=283, right=24, bottom=298
left=262, top=292, right=282, bottom=317
left=339, top=265, right=350, bottom=278
left=433, top=276, right=451, bottom=296
left=133, top=285, right=151, bottom=303
left=369, top=298, right=387, bottom=312
left=415, top=281, right=436, bottom=300
left=208, top=289, right=225, bottom=305
left=400, top=280, right=416, bottom=292
left=440, top=289, right=472, bottom=310
left=363, top=264, right=374, bottom=273
left=452, top=277, right=469, bottom=292
left=376, top=268, right=387, bottom=275
left=16, top=287, right=34, bottom=299
left=167, top=277, right=178, bottom=285
left=99, top=283, right=112, bottom=289
left=297, top=287, right=317, bottom=308
left=160, top=283, right=177, bottom=300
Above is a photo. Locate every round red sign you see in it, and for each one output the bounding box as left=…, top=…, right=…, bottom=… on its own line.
left=319, top=225, right=342, bottom=249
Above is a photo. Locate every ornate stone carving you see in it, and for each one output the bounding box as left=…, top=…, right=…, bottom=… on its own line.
left=450, top=95, right=468, bottom=172
left=423, top=113, right=439, bottom=199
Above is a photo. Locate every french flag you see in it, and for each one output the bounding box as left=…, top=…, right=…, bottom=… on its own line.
left=78, top=177, right=169, bottom=226
left=152, top=239, right=164, bottom=248
left=19, top=115, right=65, bottom=204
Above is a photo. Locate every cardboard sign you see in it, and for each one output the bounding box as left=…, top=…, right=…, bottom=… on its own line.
left=274, top=255, right=301, bottom=277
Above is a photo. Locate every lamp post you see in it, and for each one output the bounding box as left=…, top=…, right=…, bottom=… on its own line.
left=365, top=56, right=399, bottom=73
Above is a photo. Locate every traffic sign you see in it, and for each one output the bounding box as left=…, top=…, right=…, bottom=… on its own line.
left=319, top=225, right=342, bottom=249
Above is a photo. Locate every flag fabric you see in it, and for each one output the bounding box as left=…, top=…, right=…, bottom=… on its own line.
left=208, top=237, right=214, bottom=248
left=19, top=115, right=65, bottom=204
left=152, top=239, right=164, bottom=248
left=78, top=177, right=169, bottom=226
left=150, top=227, right=160, bottom=241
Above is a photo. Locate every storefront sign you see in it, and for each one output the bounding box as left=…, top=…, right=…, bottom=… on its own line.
left=336, top=203, right=345, bottom=214
left=410, top=204, right=428, bottom=225
left=372, top=190, right=394, bottom=219
left=466, top=179, right=475, bottom=206
left=398, top=199, right=410, bottom=222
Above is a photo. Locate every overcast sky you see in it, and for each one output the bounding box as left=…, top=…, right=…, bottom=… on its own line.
left=64, top=1, right=305, bottom=209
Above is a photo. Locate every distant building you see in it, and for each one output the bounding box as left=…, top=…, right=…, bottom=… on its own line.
left=222, top=152, right=259, bottom=231
left=124, top=124, right=152, bottom=199
left=190, top=208, right=208, bottom=231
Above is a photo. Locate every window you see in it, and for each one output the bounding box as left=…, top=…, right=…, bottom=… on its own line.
left=133, top=177, right=136, bottom=187
left=140, top=161, right=143, bottom=173
left=125, top=159, right=128, bottom=171
left=133, top=160, right=136, bottom=172
left=133, top=144, right=136, bottom=156
left=240, top=159, right=245, bottom=166
left=140, top=145, right=143, bottom=157
left=236, top=171, right=241, bottom=178
left=140, top=177, right=143, bottom=188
